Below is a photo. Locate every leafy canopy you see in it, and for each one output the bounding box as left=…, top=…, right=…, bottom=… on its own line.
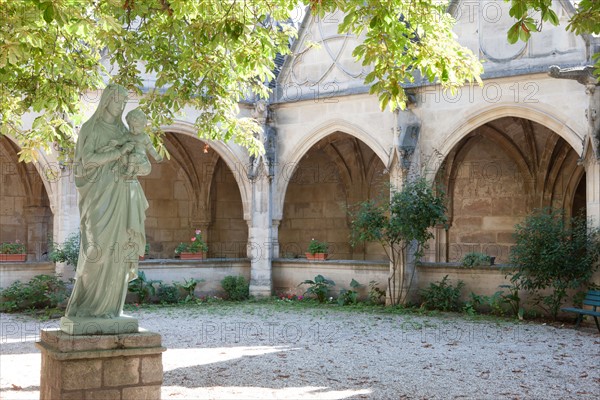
left=508, top=0, right=600, bottom=78
left=1, top=0, right=483, bottom=161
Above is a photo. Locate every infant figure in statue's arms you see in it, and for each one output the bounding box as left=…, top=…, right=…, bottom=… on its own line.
left=98, top=108, right=163, bottom=176
left=123, top=109, right=163, bottom=175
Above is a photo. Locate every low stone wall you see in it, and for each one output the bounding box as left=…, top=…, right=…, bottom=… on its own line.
left=7, top=260, right=590, bottom=311
left=138, top=258, right=389, bottom=300
left=0, top=262, right=55, bottom=288
left=139, top=258, right=251, bottom=297
left=273, top=259, right=388, bottom=299
left=136, top=259, right=515, bottom=301
left=416, top=262, right=514, bottom=302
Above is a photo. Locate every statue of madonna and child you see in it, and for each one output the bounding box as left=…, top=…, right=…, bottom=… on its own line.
left=60, top=84, right=163, bottom=335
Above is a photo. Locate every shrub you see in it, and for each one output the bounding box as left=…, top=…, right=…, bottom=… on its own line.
left=156, top=283, right=180, bottom=304
left=463, top=291, right=505, bottom=316
left=49, top=232, right=80, bottom=269
left=350, top=178, right=447, bottom=305
left=509, top=208, right=600, bottom=319
left=299, top=274, right=335, bottom=303
left=368, top=280, right=386, bottom=305
left=221, top=275, right=249, bottom=301
left=420, top=275, right=464, bottom=312
left=461, top=252, right=491, bottom=267
left=176, top=278, right=204, bottom=302
left=0, top=274, right=69, bottom=312
left=338, top=279, right=361, bottom=306
left=127, top=271, right=161, bottom=303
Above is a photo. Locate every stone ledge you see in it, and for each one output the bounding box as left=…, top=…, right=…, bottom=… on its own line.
left=36, top=341, right=166, bottom=361
left=60, top=316, right=139, bottom=335
left=41, top=328, right=162, bottom=352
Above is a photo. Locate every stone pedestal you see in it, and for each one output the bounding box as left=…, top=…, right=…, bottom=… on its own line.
left=36, top=329, right=165, bottom=400
left=60, top=315, right=139, bottom=335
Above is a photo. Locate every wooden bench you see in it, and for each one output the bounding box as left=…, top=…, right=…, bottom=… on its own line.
left=561, top=290, right=600, bottom=332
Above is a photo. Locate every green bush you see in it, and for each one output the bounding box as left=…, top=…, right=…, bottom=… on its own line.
left=463, top=291, right=505, bottom=316
left=368, top=280, right=386, bottom=305
left=175, top=278, right=204, bottom=302
left=350, top=177, right=447, bottom=305
left=0, top=274, right=69, bottom=312
left=337, top=279, right=361, bottom=306
left=420, top=275, right=465, bottom=312
left=461, top=252, right=491, bottom=267
left=509, top=208, right=600, bottom=319
left=299, top=274, right=335, bottom=303
left=127, top=271, right=161, bottom=303
left=221, top=275, right=249, bottom=301
left=49, top=232, right=80, bottom=269
left=156, top=283, right=180, bottom=304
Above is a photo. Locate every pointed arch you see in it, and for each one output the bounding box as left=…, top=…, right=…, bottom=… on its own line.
left=425, top=105, right=584, bottom=178
left=160, top=121, right=251, bottom=219
left=276, top=119, right=388, bottom=219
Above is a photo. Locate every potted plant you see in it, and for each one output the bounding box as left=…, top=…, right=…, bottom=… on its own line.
left=0, top=241, right=26, bottom=262
left=175, top=229, right=208, bottom=260
left=461, top=252, right=494, bottom=267
left=306, top=238, right=329, bottom=261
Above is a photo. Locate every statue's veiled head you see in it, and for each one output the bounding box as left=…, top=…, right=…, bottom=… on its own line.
left=96, top=84, right=129, bottom=122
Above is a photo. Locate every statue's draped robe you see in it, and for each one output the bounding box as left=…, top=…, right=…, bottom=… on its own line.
left=65, top=118, right=148, bottom=318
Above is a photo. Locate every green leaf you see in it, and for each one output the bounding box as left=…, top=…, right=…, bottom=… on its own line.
left=43, top=4, right=54, bottom=23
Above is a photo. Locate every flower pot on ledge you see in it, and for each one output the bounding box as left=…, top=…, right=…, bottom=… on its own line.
left=305, top=252, right=328, bottom=261
left=0, top=254, right=27, bottom=262
left=179, top=252, right=207, bottom=260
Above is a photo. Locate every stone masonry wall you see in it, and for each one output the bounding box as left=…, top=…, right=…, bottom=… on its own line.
left=448, top=136, right=527, bottom=263
left=210, top=159, right=248, bottom=258
left=37, top=329, right=164, bottom=400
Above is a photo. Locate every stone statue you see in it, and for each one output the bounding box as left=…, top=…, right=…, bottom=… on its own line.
left=60, top=84, right=152, bottom=335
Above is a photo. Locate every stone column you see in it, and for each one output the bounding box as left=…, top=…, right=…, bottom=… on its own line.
left=36, top=329, right=165, bottom=400
left=247, top=102, right=277, bottom=297
left=585, top=155, right=600, bottom=229
left=271, top=219, right=281, bottom=259
left=247, top=169, right=273, bottom=297
left=386, top=108, right=422, bottom=304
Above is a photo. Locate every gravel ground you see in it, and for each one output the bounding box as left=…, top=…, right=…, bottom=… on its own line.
left=1, top=303, right=599, bottom=399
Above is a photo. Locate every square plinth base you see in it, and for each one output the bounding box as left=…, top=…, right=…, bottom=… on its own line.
left=60, top=315, right=139, bottom=335
left=36, top=329, right=165, bottom=400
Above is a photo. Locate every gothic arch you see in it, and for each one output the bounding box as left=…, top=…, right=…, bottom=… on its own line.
left=161, top=121, right=251, bottom=219
left=276, top=119, right=388, bottom=219
left=425, top=104, right=584, bottom=179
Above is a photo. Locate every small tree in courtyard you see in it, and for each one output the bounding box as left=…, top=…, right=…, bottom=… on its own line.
left=509, top=208, right=600, bottom=319
left=350, top=178, right=447, bottom=305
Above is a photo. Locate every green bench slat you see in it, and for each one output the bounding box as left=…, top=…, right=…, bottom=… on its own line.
left=561, top=307, right=600, bottom=316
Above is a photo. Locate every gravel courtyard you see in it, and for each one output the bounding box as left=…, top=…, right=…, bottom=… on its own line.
left=1, top=303, right=599, bottom=399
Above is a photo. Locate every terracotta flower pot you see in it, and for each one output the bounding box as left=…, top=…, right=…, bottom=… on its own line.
left=179, top=252, right=207, bottom=260
left=305, top=252, right=327, bottom=261
left=0, top=254, right=27, bottom=262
